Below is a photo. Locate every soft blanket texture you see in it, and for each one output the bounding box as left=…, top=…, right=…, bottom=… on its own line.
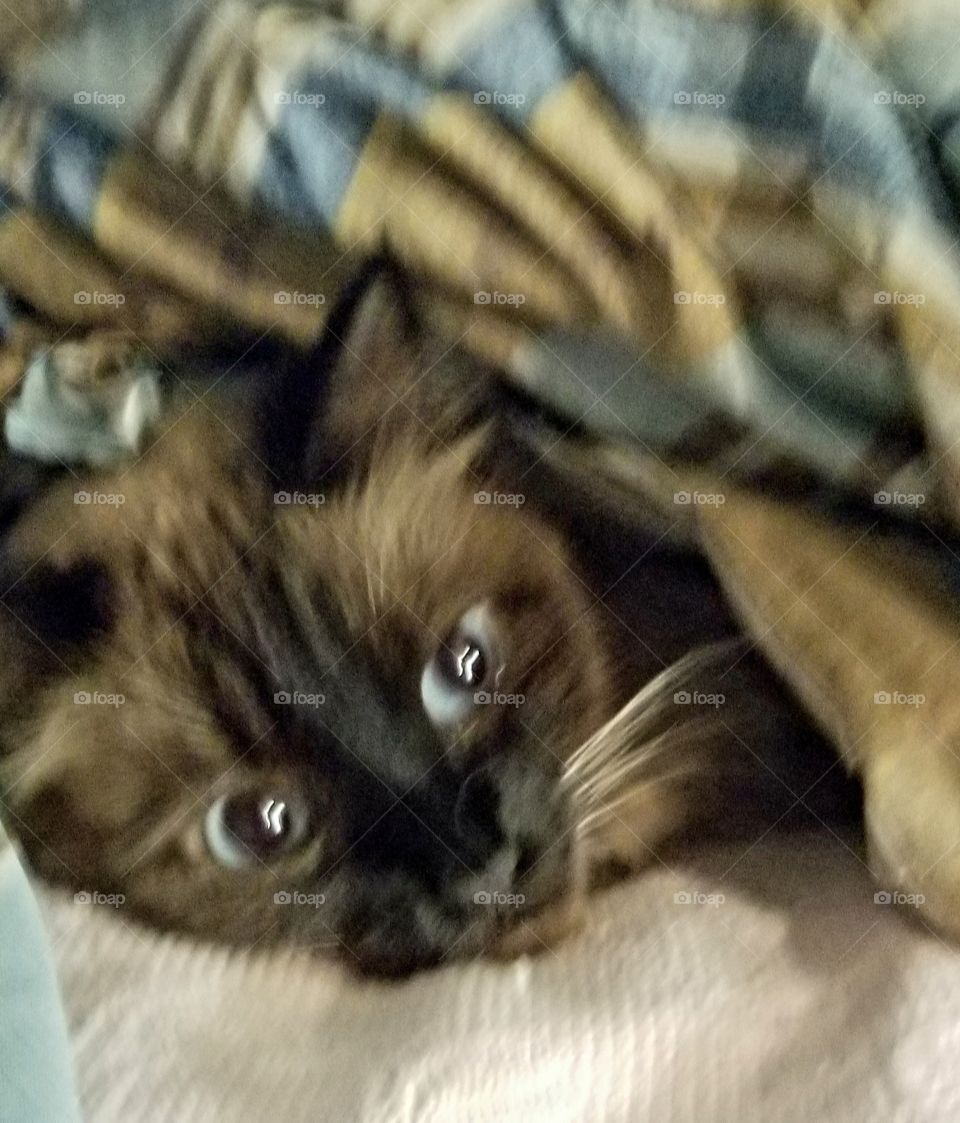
left=40, top=831, right=960, bottom=1122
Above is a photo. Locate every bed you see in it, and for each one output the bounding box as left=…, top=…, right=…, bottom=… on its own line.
left=36, top=828, right=960, bottom=1122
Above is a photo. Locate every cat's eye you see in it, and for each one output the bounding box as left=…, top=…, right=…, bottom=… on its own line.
left=204, top=789, right=310, bottom=869
left=421, top=604, right=500, bottom=726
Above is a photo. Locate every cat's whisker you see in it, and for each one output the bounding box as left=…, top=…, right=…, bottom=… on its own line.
left=564, top=687, right=672, bottom=776
left=572, top=725, right=685, bottom=801
left=560, top=643, right=743, bottom=843
left=570, top=709, right=687, bottom=786
left=562, top=639, right=741, bottom=782
left=572, top=720, right=718, bottom=808
left=365, top=561, right=378, bottom=616
left=566, top=703, right=705, bottom=796
left=575, top=763, right=703, bottom=834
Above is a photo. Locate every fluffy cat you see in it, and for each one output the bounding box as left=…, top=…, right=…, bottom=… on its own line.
left=0, top=281, right=857, bottom=976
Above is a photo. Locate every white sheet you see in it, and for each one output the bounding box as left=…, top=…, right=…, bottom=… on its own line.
left=40, top=832, right=960, bottom=1122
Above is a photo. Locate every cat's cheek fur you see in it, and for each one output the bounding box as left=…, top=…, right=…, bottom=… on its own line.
left=0, top=317, right=631, bottom=971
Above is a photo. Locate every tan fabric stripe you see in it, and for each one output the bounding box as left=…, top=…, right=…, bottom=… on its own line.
left=531, top=74, right=739, bottom=367
left=93, top=149, right=353, bottom=343
left=335, top=112, right=597, bottom=327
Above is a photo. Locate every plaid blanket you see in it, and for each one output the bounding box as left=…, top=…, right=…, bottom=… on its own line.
left=4, top=0, right=960, bottom=937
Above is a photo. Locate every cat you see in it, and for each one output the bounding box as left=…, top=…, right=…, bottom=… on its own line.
left=0, top=276, right=858, bottom=976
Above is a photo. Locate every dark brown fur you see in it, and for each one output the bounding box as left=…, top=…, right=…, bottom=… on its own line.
left=0, top=291, right=855, bottom=974
left=0, top=385, right=615, bottom=965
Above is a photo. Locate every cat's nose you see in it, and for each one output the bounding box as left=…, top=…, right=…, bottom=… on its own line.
left=453, top=757, right=569, bottom=894
left=338, top=756, right=572, bottom=976
left=453, top=765, right=504, bottom=850
left=345, top=752, right=569, bottom=904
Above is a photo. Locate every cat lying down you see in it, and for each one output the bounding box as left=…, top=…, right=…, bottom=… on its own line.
left=0, top=290, right=858, bottom=977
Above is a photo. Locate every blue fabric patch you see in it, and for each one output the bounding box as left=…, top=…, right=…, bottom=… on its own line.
left=442, top=3, right=575, bottom=124
left=557, top=0, right=756, bottom=123
left=556, top=0, right=950, bottom=215
left=256, top=34, right=432, bottom=228
left=805, top=35, right=946, bottom=215
left=730, top=12, right=818, bottom=133
left=258, top=75, right=376, bottom=228
left=32, top=107, right=117, bottom=233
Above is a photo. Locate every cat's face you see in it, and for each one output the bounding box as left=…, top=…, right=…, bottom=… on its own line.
left=0, top=406, right=613, bottom=976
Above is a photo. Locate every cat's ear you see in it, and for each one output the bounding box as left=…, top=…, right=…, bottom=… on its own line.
left=0, top=556, right=113, bottom=674
left=209, top=259, right=490, bottom=487
left=245, top=260, right=424, bottom=489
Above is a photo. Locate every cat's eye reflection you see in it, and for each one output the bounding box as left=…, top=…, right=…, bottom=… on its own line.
left=204, top=790, right=310, bottom=868
left=440, top=636, right=486, bottom=688
left=260, top=799, right=287, bottom=837
left=420, top=603, right=502, bottom=726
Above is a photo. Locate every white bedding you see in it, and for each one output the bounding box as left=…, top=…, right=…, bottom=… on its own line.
left=40, top=830, right=960, bottom=1123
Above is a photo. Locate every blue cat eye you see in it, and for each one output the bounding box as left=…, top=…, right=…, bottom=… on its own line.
left=421, top=604, right=501, bottom=726
left=204, top=789, right=309, bottom=868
